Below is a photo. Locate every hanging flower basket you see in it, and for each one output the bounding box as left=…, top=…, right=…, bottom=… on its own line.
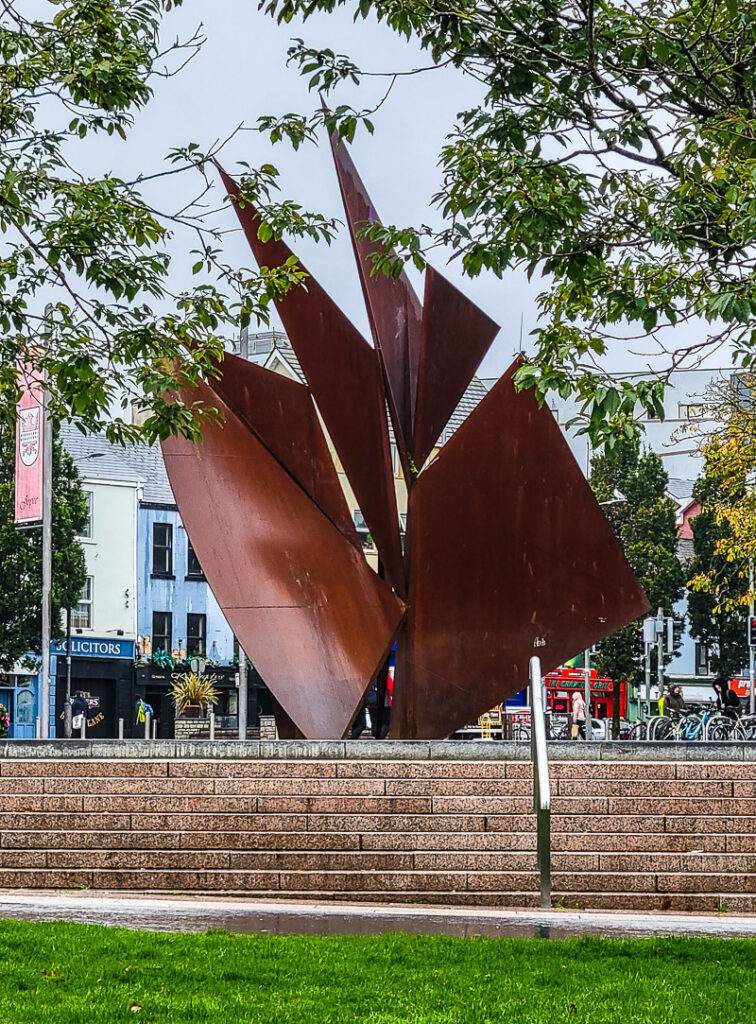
left=0, top=702, right=9, bottom=739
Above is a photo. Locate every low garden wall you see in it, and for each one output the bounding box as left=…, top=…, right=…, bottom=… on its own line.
left=0, top=740, right=754, bottom=912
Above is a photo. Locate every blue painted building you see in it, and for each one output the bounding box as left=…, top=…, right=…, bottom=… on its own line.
left=137, top=503, right=235, bottom=667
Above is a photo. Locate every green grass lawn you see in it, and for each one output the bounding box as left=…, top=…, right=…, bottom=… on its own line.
left=0, top=920, right=753, bottom=1023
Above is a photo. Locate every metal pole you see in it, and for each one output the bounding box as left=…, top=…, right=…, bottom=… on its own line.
left=209, top=709, right=215, bottom=741
left=118, top=718, right=124, bottom=740
left=583, top=647, right=591, bottom=741
left=745, top=561, right=749, bottom=712
left=144, top=711, right=150, bottom=741
left=644, top=643, right=652, bottom=727
left=80, top=716, right=86, bottom=739
left=39, top=381, right=53, bottom=739
left=64, top=607, right=72, bottom=738
left=34, top=716, right=41, bottom=739
left=657, top=607, right=665, bottom=719
left=529, top=656, right=551, bottom=910
left=237, top=328, right=249, bottom=742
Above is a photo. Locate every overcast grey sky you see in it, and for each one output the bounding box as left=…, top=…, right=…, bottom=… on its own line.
left=84, top=0, right=730, bottom=380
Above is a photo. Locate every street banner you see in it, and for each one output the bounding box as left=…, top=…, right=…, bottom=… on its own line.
left=14, top=361, right=45, bottom=525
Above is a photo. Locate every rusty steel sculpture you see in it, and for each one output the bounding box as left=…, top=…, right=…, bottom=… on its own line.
left=162, top=135, right=649, bottom=740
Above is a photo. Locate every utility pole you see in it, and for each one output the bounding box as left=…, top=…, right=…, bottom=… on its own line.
left=236, top=327, right=248, bottom=741
left=39, top=381, right=53, bottom=738
left=745, top=557, right=749, bottom=716
left=583, top=648, right=592, bottom=741
left=642, top=616, right=656, bottom=723
left=64, top=607, right=73, bottom=738
left=656, top=606, right=664, bottom=716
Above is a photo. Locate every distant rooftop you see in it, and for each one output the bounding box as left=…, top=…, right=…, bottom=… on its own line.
left=242, top=330, right=491, bottom=447
left=60, top=423, right=174, bottom=506
left=667, top=478, right=696, bottom=507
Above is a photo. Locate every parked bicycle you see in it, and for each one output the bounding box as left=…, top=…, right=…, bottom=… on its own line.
left=630, top=705, right=747, bottom=741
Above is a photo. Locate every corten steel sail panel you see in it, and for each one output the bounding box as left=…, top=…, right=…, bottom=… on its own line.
left=217, top=165, right=406, bottom=597
left=162, top=380, right=404, bottom=739
left=329, top=132, right=422, bottom=472
left=207, top=350, right=359, bottom=548
left=392, top=360, right=650, bottom=739
left=413, top=267, right=500, bottom=471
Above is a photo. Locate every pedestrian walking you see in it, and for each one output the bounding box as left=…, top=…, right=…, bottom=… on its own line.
left=71, top=691, right=88, bottom=732
left=571, top=690, right=586, bottom=739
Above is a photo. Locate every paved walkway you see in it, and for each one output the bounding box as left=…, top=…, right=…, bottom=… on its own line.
left=0, top=892, right=754, bottom=939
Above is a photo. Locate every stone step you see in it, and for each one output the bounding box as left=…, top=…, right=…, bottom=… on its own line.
left=3, top=789, right=756, bottom=818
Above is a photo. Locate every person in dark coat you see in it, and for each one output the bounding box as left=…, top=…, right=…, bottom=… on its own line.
left=665, top=685, right=686, bottom=715
left=713, top=678, right=741, bottom=719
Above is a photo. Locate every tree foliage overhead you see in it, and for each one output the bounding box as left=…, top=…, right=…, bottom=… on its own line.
left=0, top=0, right=310, bottom=443
left=257, top=0, right=756, bottom=444
left=0, top=425, right=87, bottom=671
left=590, top=436, right=684, bottom=688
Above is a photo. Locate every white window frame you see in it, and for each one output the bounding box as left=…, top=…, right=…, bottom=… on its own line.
left=678, top=402, right=705, bottom=420
left=78, top=490, right=94, bottom=540
left=72, top=576, right=94, bottom=630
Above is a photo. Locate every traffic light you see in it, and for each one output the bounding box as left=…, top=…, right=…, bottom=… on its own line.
left=666, top=617, right=684, bottom=652
left=749, top=617, right=756, bottom=648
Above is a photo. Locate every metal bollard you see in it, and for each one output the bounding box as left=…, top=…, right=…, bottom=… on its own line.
left=80, top=717, right=86, bottom=739
left=35, top=716, right=41, bottom=739
left=209, top=710, right=215, bottom=741
left=144, top=711, right=151, bottom=741
left=152, top=719, right=157, bottom=740
left=118, top=718, right=124, bottom=740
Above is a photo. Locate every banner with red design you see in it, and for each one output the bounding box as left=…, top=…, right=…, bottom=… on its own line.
left=14, top=362, right=45, bottom=525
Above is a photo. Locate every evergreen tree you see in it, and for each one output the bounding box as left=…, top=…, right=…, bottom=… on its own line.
left=688, top=462, right=749, bottom=681
left=590, top=438, right=684, bottom=727
left=0, top=423, right=88, bottom=670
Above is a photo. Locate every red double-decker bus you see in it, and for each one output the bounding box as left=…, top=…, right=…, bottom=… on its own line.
left=544, top=666, right=627, bottom=720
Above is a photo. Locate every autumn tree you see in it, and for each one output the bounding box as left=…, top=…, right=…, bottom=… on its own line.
left=687, top=460, right=749, bottom=681
left=591, top=437, right=684, bottom=728
left=688, top=373, right=756, bottom=639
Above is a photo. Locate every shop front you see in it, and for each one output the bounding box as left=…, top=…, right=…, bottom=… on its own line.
left=53, top=637, right=135, bottom=739
left=0, top=671, right=38, bottom=739
left=134, top=662, right=270, bottom=738
left=544, top=666, right=627, bottom=720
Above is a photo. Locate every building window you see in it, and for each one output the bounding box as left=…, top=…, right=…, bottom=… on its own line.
left=152, top=522, right=173, bottom=576
left=354, top=510, right=375, bottom=551
left=152, top=612, right=172, bottom=655
left=187, top=613, right=206, bottom=656
left=186, top=541, right=204, bottom=579
left=71, top=577, right=93, bottom=629
left=678, top=403, right=705, bottom=420
left=79, top=491, right=93, bottom=539
left=695, top=642, right=710, bottom=676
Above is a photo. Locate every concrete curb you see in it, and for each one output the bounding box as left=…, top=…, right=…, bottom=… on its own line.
left=0, top=739, right=753, bottom=761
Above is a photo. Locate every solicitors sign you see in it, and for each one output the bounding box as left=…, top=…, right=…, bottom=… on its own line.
left=51, top=638, right=135, bottom=660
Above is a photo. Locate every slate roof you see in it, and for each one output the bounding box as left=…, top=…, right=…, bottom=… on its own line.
left=668, top=477, right=696, bottom=507
left=59, top=422, right=174, bottom=506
